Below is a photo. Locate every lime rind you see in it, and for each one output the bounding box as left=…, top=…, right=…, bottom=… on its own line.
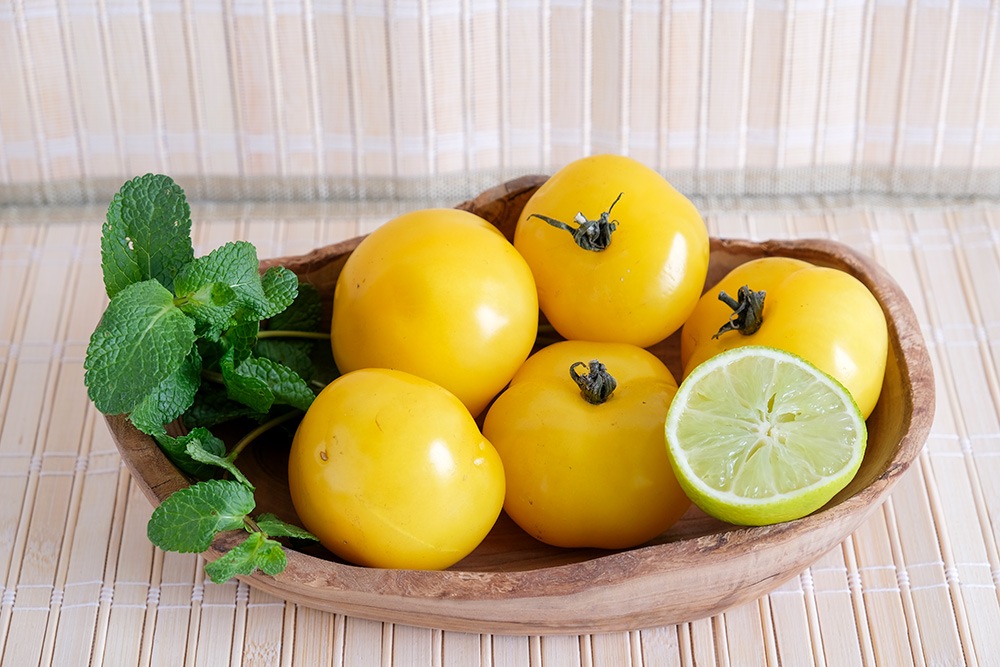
left=665, top=346, right=867, bottom=526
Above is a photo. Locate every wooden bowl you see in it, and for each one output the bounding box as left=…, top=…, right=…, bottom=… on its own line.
left=105, top=175, right=935, bottom=635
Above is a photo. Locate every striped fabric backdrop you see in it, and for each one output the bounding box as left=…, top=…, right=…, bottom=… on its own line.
left=2, top=0, right=1000, bottom=205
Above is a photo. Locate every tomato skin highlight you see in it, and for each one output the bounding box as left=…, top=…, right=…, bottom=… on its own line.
left=288, top=368, right=506, bottom=570
left=680, top=257, right=889, bottom=419
left=513, top=154, right=710, bottom=347
left=483, top=340, right=691, bottom=549
left=331, top=208, right=538, bottom=417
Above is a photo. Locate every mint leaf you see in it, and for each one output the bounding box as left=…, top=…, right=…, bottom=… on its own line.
left=176, top=281, right=238, bottom=338
left=226, top=312, right=260, bottom=366
left=174, top=242, right=298, bottom=325
left=254, top=339, right=314, bottom=380
left=203, top=531, right=287, bottom=584
left=255, top=514, right=318, bottom=541
left=247, top=356, right=315, bottom=410
left=311, top=343, right=341, bottom=387
left=267, top=282, right=322, bottom=332
left=220, top=348, right=274, bottom=413
left=219, top=349, right=315, bottom=413
left=154, top=427, right=227, bottom=479
left=129, top=351, right=202, bottom=435
left=185, top=439, right=252, bottom=489
left=255, top=283, right=323, bottom=380
left=147, top=479, right=255, bottom=553
left=84, top=280, right=197, bottom=415
left=182, top=383, right=265, bottom=428
left=102, top=174, right=193, bottom=297
left=259, top=267, right=299, bottom=320
left=235, top=355, right=315, bottom=411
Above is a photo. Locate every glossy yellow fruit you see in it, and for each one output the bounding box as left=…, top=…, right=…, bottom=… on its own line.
left=514, top=154, right=709, bottom=347
left=483, top=340, right=690, bottom=549
left=288, top=368, right=506, bottom=570
left=331, top=208, right=538, bottom=416
left=680, top=257, right=888, bottom=419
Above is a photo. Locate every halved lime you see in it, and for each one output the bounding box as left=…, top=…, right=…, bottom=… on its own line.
left=664, top=346, right=867, bottom=526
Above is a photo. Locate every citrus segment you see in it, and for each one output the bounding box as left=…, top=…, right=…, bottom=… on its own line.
left=665, top=346, right=867, bottom=526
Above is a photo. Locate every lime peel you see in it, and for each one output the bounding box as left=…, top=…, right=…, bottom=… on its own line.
left=665, top=346, right=867, bottom=526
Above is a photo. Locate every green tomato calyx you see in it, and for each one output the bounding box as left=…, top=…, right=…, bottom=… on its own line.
left=570, top=360, right=617, bottom=405
left=529, top=193, right=622, bottom=252
left=713, top=285, right=766, bottom=339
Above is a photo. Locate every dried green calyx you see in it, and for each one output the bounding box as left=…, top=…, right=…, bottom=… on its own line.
left=528, top=193, right=623, bottom=252
left=712, top=285, right=766, bottom=339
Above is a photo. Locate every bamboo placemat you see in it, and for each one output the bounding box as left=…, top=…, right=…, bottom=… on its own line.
left=5, top=1, right=1000, bottom=206
left=1, top=195, right=998, bottom=666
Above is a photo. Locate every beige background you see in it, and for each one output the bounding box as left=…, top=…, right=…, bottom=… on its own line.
left=3, top=2, right=1000, bottom=666
left=3, top=0, right=1000, bottom=203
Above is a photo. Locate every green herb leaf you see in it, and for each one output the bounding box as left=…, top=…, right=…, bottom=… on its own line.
left=267, top=282, right=322, bottom=332
left=310, top=342, right=341, bottom=387
left=237, top=355, right=316, bottom=411
left=254, top=339, right=314, bottom=381
left=248, top=356, right=316, bottom=410
left=154, top=427, right=227, bottom=479
left=227, top=311, right=260, bottom=366
left=185, top=440, right=253, bottom=489
left=255, top=513, right=319, bottom=541
left=173, top=242, right=298, bottom=328
left=176, top=281, right=238, bottom=337
left=147, top=479, right=255, bottom=553
left=203, top=531, right=287, bottom=584
left=259, top=267, right=299, bottom=320
left=220, top=348, right=274, bottom=413
left=102, top=174, right=193, bottom=298
left=255, top=283, right=323, bottom=380
left=129, top=351, right=203, bottom=435
left=182, top=383, right=265, bottom=429
left=84, top=280, right=197, bottom=416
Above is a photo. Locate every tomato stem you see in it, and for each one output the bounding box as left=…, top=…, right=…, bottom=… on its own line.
left=528, top=193, right=623, bottom=252
left=570, top=360, right=617, bottom=404
left=713, top=285, right=766, bottom=338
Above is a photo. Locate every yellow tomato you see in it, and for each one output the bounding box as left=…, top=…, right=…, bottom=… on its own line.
left=331, top=208, right=538, bottom=416
left=514, top=154, right=709, bottom=347
left=680, top=257, right=888, bottom=419
left=482, top=340, right=690, bottom=549
left=288, top=368, right=505, bottom=570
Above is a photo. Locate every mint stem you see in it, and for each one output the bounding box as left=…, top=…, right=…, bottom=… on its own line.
left=202, top=369, right=225, bottom=385
left=229, top=409, right=303, bottom=460
left=257, top=330, right=330, bottom=341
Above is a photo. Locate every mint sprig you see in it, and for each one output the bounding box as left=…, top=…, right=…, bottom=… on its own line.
left=255, top=283, right=323, bottom=380
left=84, top=280, right=197, bottom=416
left=154, top=428, right=228, bottom=480
left=129, top=351, right=203, bottom=436
left=102, top=174, right=193, bottom=297
left=254, top=513, right=319, bottom=541
left=86, top=174, right=330, bottom=584
left=203, top=531, right=287, bottom=584
left=147, top=479, right=256, bottom=553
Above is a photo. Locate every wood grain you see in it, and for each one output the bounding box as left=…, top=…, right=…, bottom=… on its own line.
left=104, top=176, right=935, bottom=635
